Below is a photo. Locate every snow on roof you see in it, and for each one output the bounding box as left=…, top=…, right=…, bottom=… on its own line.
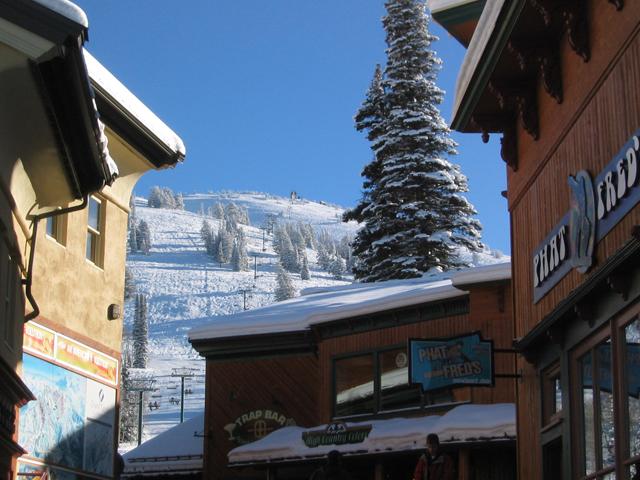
left=83, top=50, right=186, bottom=157
left=228, top=403, right=516, bottom=465
left=189, top=277, right=464, bottom=342
left=451, top=262, right=510, bottom=287
left=32, top=0, right=88, bottom=27
left=451, top=0, right=507, bottom=124
left=123, top=414, right=203, bottom=475
left=189, top=263, right=510, bottom=342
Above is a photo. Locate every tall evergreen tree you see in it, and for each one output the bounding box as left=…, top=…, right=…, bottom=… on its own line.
left=300, top=254, right=311, bottom=281
left=132, top=294, right=148, bottom=368
left=137, top=220, right=152, bottom=255
left=274, top=265, right=296, bottom=301
left=124, top=267, right=136, bottom=300
left=345, top=0, right=482, bottom=281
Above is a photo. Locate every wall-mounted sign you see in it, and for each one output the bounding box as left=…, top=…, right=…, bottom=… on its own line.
left=302, top=421, right=372, bottom=448
left=409, top=333, right=493, bottom=392
left=533, top=131, right=640, bottom=303
left=224, top=409, right=296, bottom=446
left=23, top=322, right=118, bottom=386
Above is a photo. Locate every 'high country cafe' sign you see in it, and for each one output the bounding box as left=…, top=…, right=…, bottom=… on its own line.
left=533, top=131, right=640, bottom=302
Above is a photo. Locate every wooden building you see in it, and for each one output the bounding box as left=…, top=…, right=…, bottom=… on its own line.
left=0, top=1, right=186, bottom=479
left=190, top=263, right=517, bottom=480
left=433, top=0, right=640, bottom=478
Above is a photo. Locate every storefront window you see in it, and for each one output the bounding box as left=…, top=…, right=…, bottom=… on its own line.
left=581, top=351, right=596, bottom=476
left=379, top=348, right=421, bottom=411
left=624, top=318, right=640, bottom=473
left=542, top=363, right=563, bottom=425
left=335, top=354, right=375, bottom=416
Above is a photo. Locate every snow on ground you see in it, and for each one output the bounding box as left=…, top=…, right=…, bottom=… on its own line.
left=124, top=193, right=356, bottom=447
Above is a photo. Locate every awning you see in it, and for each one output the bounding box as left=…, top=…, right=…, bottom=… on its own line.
left=228, top=403, right=515, bottom=466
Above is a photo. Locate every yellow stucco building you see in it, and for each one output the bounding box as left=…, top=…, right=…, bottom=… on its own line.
left=0, top=1, right=186, bottom=478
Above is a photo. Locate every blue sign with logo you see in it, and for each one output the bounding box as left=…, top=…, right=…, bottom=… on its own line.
left=409, top=333, right=493, bottom=392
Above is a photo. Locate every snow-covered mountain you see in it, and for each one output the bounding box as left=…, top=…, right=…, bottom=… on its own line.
left=124, top=192, right=359, bottom=447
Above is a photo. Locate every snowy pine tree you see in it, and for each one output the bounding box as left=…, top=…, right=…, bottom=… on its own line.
left=137, top=220, right=151, bottom=254
left=300, top=254, right=311, bottom=280
left=124, top=267, right=136, bottom=300
left=345, top=0, right=482, bottom=281
left=274, top=265, right=296, bottom=301
left=132, top=294, right=148, bottom=368
left=328, top=256, right=346, bottom=279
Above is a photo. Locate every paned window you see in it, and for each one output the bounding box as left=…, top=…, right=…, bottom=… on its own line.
left=45, top=214, right=66, bottom=244
left=333, top=346, right=452, bottom=418
left=86, top=196, right=103, bottom=266
left=542, top=363, right=563, bottom=426
left=573, top=310, right=640, bottom=479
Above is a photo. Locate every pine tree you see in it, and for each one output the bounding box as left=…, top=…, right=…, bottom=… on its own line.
left=213, top=202, right=225, bottom=219
left=231, top=230, right=249, bottom=272
left=137, top=220, right=151, bottom=254
left=300, top=254, right=311, bottom=280
left=345, top=0, right=482, bottom=281
left=274, top=265, right=296, bottom=301
left=328, top=256, right=346, bottom=279
left=124, top=267, right=136, bottom=300
left=118, top=348, right=138, bottom=443
left=201, top=220, right=214, bottom=254
left=132, top=294, right=148, bottom=368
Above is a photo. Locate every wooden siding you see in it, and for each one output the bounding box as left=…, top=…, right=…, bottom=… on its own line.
left=317, top=285, right=515, bottom=422
left=511, top=8, right=640, bottom=336
left=503, top=3, right=640, bottom=479
left=204, top=355, right=320, bottom=480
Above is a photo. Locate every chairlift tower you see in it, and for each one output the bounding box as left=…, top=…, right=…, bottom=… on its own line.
left=171, top=367, right=196, bottom=423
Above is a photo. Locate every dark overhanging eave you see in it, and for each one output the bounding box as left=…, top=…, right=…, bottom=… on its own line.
left=189, top=330, right=316, bottom=362
left=450, top=0, right=525, bottom=132
left=0, top=0, right=87, bottom=46
left=32, top=39, right=110, bottom=198
left=93, top=83, right=185, bottom=169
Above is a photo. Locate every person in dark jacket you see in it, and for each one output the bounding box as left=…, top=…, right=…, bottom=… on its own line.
left=413, top=434, right=455, bottom=480
left=309, top=450, right=351, bottom=480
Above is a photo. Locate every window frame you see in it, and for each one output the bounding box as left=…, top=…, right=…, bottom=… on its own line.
left=86, top=195, right=104, bottom=267
left=570, top=302, right=640, bottom=480
left=45, top=213, right=67, bottom=245
left=331, top=344, right=453, bottom=419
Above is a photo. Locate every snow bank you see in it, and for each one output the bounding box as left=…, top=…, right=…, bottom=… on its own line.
left=123, top=414, right=204, bottom=475
left=84, top=50, right=186, bottom=156
left=228, top=403, right=515, bottom=464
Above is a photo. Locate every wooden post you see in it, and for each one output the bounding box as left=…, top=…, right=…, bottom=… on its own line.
left=458, top=448, right=471, bottom=480
left=374, top=461, right=384, bottom=480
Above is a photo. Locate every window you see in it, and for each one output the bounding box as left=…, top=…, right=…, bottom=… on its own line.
left=86, top=196, right=104, bottom=266
left=45, top=214, right=66, bottom=244
left=572, top=309, right=640, bottom=479
left=333, top=346, right=452, bottom=418
left=542, top=362, right=563, bottom=426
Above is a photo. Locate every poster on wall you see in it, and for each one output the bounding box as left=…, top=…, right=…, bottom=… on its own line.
left=19, top=354, right=116, bottom=478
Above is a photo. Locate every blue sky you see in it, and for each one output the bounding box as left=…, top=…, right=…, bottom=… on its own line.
left=75, top=0, right=509, bottom=254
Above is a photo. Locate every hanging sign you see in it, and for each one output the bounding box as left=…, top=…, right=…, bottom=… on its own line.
left=409, top=333, right=493, bottom=392
left=302, top=421, right=372, bottom=448
left=533, top=130, right=640, bottom=303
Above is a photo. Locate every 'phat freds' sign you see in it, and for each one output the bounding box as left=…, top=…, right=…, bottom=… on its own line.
left=224, top=409, right=296, bottom=446
left=302, top=421, right=372, bottom=448
left=409, top=333, right=493, bottom=392
left=533, top=131, right=640, bottom=303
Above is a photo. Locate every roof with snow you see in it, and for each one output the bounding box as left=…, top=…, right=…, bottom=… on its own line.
left=123, top=414, right=204, bottom=477
left=228, top=403, right=516, bottom=466
left=84, top=50, right=186, bottom=163
left=32, top=0, right=88, bottom=27
left=189, top=263, right=510, bottom=343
